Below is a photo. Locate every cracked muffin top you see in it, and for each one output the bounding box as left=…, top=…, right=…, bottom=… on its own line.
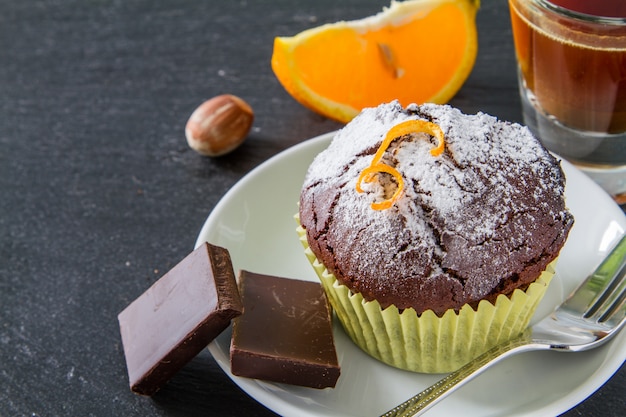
left=299, top=101, right=574, bottom=316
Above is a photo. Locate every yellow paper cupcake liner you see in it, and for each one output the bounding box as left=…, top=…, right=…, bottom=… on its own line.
left=296, top=217, right=555, bottom=373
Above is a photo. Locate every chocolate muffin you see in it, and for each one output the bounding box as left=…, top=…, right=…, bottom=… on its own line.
left=297, top=101, right=573, bottom=372
left=299, top=101, right=573, bottom=316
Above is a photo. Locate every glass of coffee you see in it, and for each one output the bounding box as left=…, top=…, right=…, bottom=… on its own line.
left=509, top=0, right=626, bottom=203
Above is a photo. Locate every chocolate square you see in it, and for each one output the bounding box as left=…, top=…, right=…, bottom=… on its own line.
left=118, top=242, right=242, bottom=395
left=230, top=271, right=340, bottom=389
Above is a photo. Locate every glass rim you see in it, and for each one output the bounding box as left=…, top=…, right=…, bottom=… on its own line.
left=536, top=0, right=626, bottom=25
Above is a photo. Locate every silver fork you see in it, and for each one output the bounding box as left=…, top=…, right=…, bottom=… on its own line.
left=381, top=235, right=626, bottom=417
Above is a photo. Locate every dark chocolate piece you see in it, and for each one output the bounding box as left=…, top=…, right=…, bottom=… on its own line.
left=230, top=271, right=340, bottom=389
left=118, top=242, right=242, bottom=395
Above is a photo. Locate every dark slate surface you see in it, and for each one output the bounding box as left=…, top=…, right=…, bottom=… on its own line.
left=0, top=1, right=623, bottom=416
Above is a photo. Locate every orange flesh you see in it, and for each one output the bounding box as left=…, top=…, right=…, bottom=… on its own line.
left=292, top=3, right=469, bottom=110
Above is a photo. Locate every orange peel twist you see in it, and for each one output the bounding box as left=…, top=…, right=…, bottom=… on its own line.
left=356, top=119, right=445, bottom=210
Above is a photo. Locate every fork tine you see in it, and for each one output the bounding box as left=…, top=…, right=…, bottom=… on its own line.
left=589, top=264, right=625, bottom=325
left=601, top=288, right=625, bottom=325
left=563, top=236, right=626, bottom=320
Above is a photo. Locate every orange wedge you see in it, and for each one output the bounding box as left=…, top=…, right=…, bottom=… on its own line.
left=271, top=0, right=480, bottom=123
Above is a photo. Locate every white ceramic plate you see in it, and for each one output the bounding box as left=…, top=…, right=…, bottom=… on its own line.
left=195, top=132, right=626, bottom=417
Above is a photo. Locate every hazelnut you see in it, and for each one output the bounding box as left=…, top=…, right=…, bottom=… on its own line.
left=185, top=94, right=254, bottom=156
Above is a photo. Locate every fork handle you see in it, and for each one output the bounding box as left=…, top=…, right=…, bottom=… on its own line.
left=380, top=332, right=535, bottom=417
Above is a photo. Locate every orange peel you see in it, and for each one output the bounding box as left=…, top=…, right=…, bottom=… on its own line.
left=357, top=119, right=446, bottom=210
left=356, top=164, right=405, bottom=210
